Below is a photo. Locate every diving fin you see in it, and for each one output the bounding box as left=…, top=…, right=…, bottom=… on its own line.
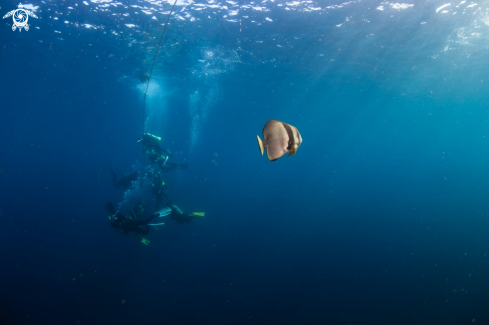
left=189, top=212, right=205, bottom=218
left=155, top=207, right=171, bottom=217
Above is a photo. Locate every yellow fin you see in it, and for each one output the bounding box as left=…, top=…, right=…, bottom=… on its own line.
left=190, top=212, right=205, bottom=217
left=256, top=135, right=265, bottom=156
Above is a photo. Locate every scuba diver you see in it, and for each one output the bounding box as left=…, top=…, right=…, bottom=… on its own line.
left=138, top=133, right=171, bottom=158
left=105, top=201, right=170, bottom=235
left=109, top=168, right=139, bottom=190
left=138, top=133, right=188, bottom=173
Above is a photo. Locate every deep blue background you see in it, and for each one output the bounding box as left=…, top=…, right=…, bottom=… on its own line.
left=3, top=0, right=489, bottom=324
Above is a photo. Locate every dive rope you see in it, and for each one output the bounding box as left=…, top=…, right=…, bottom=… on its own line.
left=142, top=0, right=179, bottom=166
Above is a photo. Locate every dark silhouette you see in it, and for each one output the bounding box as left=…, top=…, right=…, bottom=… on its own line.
left=139, top=71, right=150, bottom=84
left=138, top=133, right=187, bottom=172
left=105, top=201, right=168, bottom=235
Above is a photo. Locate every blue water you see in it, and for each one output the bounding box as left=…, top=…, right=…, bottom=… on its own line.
left=2, top=0, right=489, bottom=323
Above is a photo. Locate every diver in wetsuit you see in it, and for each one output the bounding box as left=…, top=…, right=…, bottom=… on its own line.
left=138, top=134, right=171, bottom=160
left=138, top=133, right=188, bottom=172
left=105, top=202, right=170, bottom=235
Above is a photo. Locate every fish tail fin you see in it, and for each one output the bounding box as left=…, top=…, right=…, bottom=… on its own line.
left=256, top=135, right=265, bottom=156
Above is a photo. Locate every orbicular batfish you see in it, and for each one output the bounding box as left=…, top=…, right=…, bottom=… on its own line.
left=256, top=119, right=302, bottom=161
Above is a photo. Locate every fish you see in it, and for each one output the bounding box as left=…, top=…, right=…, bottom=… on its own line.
left=256, top=119, right=302, bottom=161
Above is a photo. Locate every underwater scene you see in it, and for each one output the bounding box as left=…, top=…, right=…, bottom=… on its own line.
left=2, top=0, right=489, bottom=323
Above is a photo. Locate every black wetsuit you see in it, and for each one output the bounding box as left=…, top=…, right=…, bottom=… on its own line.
left=139, top=134, right=187, bottom=173
left=140, top=134, right=171, bottom=157
left=106, top=202, right=157, bottom=235
left=117, top=215, right=156, bottom=235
